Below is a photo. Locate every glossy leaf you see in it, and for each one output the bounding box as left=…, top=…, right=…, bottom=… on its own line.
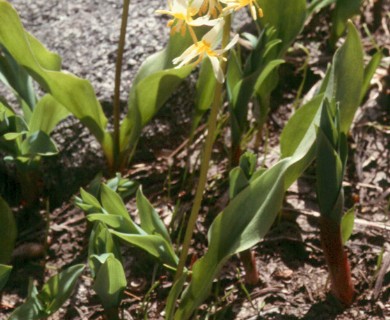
left=0, top=196, right=17, bottom=264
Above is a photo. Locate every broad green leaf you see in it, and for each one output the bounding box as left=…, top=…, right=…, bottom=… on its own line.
left=175, top=153, right=314, bottom=319
left=280, top=94, right=324, bottom=158
left=325, top=22, right=363, bottom=133
left=110, top=231, right=178, bottom=268
left=28, top=94, right=69, bottom=134
left=0, top=1, right=109, bottom=153
left=341, top=207, right=355, bottom=244
left=119, top=30, right=195, bottom=164
left=100, top=184, right=130, bottom=218
left=282, top=21, right=363, bottom=159
left=0, top=196, right=17, bottom=264
left=9, top=264, right=85, bottom=319
left=93, top=255, right=126, bottom=310
left=0, top=264, right=12, bottom=290
left=136, top=187, right=171, bottom=242
left=316, top=117, right=344, bottom=220
left=100, top=184, right=143, bottom=234
left=21, top=130, right=58, bottom=156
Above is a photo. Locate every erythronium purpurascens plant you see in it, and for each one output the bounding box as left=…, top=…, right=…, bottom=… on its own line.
left=316, top=99, right=355, bottom=305
left=78, top=14, right=376, bottom=320
left=169, top=21, right=374, bottom=319
left=0, top=0, right=195, bottom=173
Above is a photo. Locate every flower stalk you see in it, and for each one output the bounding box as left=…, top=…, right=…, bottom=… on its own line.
left=113, top=0, right=131, bottom=172
left=174, top=13, right=232, bottom=283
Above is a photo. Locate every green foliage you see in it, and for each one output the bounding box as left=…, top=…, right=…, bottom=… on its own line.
left=316, top=100, right=347, bottom=223
left=0, top=0, right=195, bottom=171
left=254, top=0, right=307, bottom=122
left=0, top=264, right=12, bottom=290
left=76, top=184, right=179, bottom=269
left=0, top=196, right=17, bottom=264
left=91, top=253, right=127, bottom=311
left=9, top=264, right=85, bottom=320
left=228, top=27, right=284, bottom=148
left=171, top=21, right=364, bottom=320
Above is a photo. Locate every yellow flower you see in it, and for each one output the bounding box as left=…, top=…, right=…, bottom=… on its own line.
left=220, top=0, right=263, bottom=20
left=156, top=0, right=219, bottom=35
left=173, top=21, right=239, bottom=83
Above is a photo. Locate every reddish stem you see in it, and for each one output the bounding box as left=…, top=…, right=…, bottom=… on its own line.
left=320, top=216, right=355, bottom=306
left=239, top=250, right=259, bottom=285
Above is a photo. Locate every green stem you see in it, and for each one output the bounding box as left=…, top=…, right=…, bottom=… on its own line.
left=174, top=15, right=232, bottom=283
left=113, top=0, right=131, bottom=172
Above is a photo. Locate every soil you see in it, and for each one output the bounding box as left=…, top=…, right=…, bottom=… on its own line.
left=1, top=1, right=389, bottom=320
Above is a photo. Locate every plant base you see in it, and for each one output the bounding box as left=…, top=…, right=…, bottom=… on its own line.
left=320, top=216, right=355, bottom=306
